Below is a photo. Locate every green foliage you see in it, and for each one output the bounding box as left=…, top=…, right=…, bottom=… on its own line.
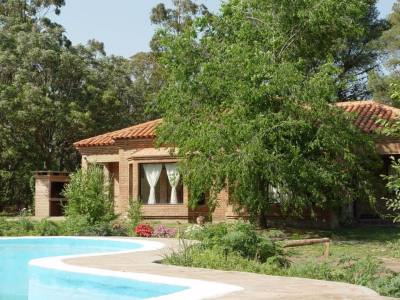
left=182, top=222, right=286, bottom=264
left=164, top=244, right=283, bottom=273
left=0, top=216, right=130, bottom=237
left=286, top=256, right=380, bottom=285
left=0, top=1, right=150, bottom=212
left=0, top=215, right=35, bottom=236
left=34, top=219, right=60, bottom=236
left=382, top=157, right=400, bottom=222
left=369, top=1, right=400, bottom=105
left=374, top=274, right=400, bottom=298
left=0, top=217, right=12, bottom=235
left=127, top=198, right=142, bottom=230
left=156, top=0, right=381, bottom=221
left=63, top=165, right=116, bottom=226
left=165, top=223, right=399, bottom=297
left=150, top=0, right=210, bottom=52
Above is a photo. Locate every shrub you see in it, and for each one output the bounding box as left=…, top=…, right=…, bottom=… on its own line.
left=135, top=224, right=154, bottom=237
left=76, top=223, right=115, bottom=236
left=153, top=225, right=177, bottom=238
left=189, top=222, right=285, bottom=263
left=382, top=157, right=400, bottom=222
left=184, top=224, right=204, bottom=239
left=17, top=208, right=34, bottom=233
left=164, top=243, right=287, bottom=273
left=374, top=274, right=400, bottom=298
left=0, top=217, right=11, bottom=236
left=110, top=221, right=129, bottom=236
left=63, top=165, right=116, bottom=226
left=221, top=223, right=260, bottom=259
left=34, top=219, right=60, bottom=236
left=127, top=199, right=142, bottom=229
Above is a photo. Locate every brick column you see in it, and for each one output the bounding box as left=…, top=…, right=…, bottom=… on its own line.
left=34, top=176, right=50, bottom=218
left=116, top=147, right=130, bottom=215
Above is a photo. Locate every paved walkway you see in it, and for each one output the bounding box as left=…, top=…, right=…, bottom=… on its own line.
left=65, top=238, right=394, bottom=300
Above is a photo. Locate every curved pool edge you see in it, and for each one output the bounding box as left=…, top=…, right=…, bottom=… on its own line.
left=18, top=237, right=243, bottom=300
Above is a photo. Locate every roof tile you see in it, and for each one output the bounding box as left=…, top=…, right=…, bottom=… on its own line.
left=74, top=101, right=400, bottom=148
left=74, top=119, right=162, bottom=148
left=336, top=101, right=400, bottom=133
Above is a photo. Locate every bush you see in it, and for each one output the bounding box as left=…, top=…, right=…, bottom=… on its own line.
left=134, top=224, right=154, bottom=237
left=63, top=165, right=116, bottom=227
left=34, top=219, right=60, bottom=236
left=382, top=157, right=400, bottom=222
left=127, top=199, right=142, bottom=229
left=61, top=216, right=127, bottom=236
left=184, top=224, right=204, bottom=239
left=190, top=222, right=285, bottom=263
left=0, top=217, right=12, bottom=236
left=75, top=223, right=115, bottom=236
left=62, top=215, right=91, bottom=235
left=374, top=274, right=400, bottom=298
left=17, top=208, right=34, bottom=233
left=153, top=225, right=177, bottom=238
left=110, top=221, right=130, bottom=236
left=164, top=242, right=287, bottom=274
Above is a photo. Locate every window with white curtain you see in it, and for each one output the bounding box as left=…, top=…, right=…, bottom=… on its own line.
left=139, top=163, right=183, bottom=204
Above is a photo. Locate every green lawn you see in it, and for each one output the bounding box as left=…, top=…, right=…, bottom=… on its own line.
left=271, top=226, right=400, bottom=264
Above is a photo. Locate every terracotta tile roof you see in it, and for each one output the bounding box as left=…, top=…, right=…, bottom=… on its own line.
left=74, top=119, right=162, bottom=148
left=336, top=101, right=400, bottom=133
left=74, top=101, right=399, bottom=148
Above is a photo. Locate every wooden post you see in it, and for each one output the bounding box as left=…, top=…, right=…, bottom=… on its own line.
left=323, top=240, right=330, bottom=258
left=283, top=238, right=330, bottom=258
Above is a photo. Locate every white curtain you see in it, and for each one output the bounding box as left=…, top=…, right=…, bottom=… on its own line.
left=165, top=163, right=180, bottom=204
left=143, top=164, right=162, bottom=204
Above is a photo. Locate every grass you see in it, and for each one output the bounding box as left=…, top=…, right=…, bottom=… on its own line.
left=271, top=226, right=400, bottom=263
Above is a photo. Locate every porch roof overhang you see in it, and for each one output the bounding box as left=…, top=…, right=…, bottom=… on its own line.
left=375, top=137, right=400, bottom=155
left=74, top=119, right=162, bottom=149
left=128, top=147, right=179, bottom=161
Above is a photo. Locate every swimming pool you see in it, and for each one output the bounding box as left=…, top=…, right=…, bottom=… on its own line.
left=0, top=237, right=187, bottom=300
left=0, top=237, right=241, bottom=300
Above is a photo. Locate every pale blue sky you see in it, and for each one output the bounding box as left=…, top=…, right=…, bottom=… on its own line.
left=50, top=0, right=397, bottom=58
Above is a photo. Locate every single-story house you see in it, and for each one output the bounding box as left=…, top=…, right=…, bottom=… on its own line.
left=34, top=100, right=400, bottom=224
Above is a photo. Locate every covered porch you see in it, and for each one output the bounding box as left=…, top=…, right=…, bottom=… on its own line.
left=128, top=148, right=200, bottom=221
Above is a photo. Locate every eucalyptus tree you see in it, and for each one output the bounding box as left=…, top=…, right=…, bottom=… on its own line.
left=369, top=0, right=400, bottom=105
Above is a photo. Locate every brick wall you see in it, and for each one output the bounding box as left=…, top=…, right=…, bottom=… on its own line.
left=34, top=173, right=69, bottom=218
left=35, top=177, right=50, bottom=218
left=77, top=139, right=240, bottom=222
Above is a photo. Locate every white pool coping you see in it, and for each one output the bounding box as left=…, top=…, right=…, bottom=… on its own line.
left=2, top=237, right=243, bottom=300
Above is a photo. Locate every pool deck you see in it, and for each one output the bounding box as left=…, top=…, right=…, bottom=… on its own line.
left=65, top=238, right=394, bottom=300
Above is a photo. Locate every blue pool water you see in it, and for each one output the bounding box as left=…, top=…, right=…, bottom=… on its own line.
left=0, top=238, right=187, bottom=300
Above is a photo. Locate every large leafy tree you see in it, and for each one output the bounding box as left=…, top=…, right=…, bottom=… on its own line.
left=0, top=1, right=147, bottom=210
left=156, top=0, right=381, bottom=221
